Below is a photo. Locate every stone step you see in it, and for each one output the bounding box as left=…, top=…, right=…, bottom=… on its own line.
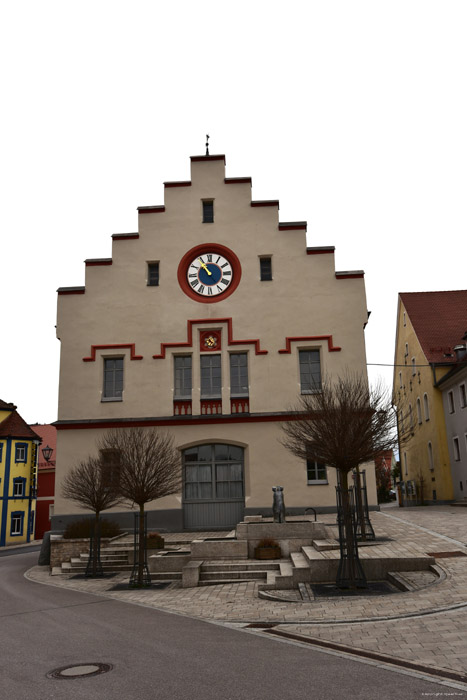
left=279, top=562, right=293, bottom=577
left=65, top=563, right=133, bottom=572
left=199, top=578, right=256, bottom=586
left=290, top=552, right=309, bottom=569
left=302, top=546, right=326, bottom=562
left=151, top=571, right=182, bottom=580
left=312, top=539, right=340, bottom=551
left=200, top=562, right=280, bottom=573
left=200, top=570, right=268, bottom=581
left=79, top=554, right=129, bottom=562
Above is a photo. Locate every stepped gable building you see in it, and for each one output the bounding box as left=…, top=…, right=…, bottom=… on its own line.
left=54, top=153, right=375, bottom=531
left=0, top=400, right=40, bottom=545
left=393, top=290, right=467, bottom=504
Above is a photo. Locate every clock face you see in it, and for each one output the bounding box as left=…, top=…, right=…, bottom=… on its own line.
left=186, top=253, right=233, bottom=297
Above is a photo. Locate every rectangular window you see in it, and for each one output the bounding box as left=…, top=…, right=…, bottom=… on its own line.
left=15, top=444, right=27, bottom=463
left=448, top=391, right=455, bottom=414
left=307, top=459, right=327, bottom=483
left=201, top=355, right=222, bottom=398
left=103, top=358, right=123, bottom=400
left=202, top=200, right=214, bottom=223
left=147, top=262, right=159, bottom=286
left=10, top=512, right=24, bottom=536
left=0, top=443, right=3, bottom=462
left=299, top=350, right=321, bottom=393
left=13, top=478, right=25, bottom=497
left=259, top=257, right=272, bottom=281
left=174, top=356, right=192, bottom=399
left=460, top=384, right=466, bottom=408
left=453, top=437, right=461, bottom=461
left=230, top=353, right=249, bottom=397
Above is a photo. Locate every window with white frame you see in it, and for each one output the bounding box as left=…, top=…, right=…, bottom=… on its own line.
left=201, top=355, right=222, bottom=398
left=103, top=357, right=123, bottom=400
left=174, top=356, right=192, bottom=399
left=306, top=459, right=327, bottom=484
left=13, top=478, right=25, bottom=497
left=15, top=444, right=27, bottom=463
left=10, top=512, right=23, bottom=536
left=453, top=437, right=461, bottom=461
left=299, top=350, right=321, bottom=393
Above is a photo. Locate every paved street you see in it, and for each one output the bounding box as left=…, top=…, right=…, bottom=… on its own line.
left=22, top=503, right=467, bottom=694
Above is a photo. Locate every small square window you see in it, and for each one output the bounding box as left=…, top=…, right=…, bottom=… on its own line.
left=10, top=512, right=24, bottom=536
left=260, top=257, right=272, bottom=281
left=147, top=262, right=159, bottom=286
left=202, top=200, right=214, bottom=223
left=306, top=459, right=327, bottom=483
left=13, top=478, right=25, bottom=497
left=15, top=444, right=27, bottom=463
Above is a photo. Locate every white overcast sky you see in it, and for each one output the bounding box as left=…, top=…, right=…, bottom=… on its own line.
left=1, top=1, right=466, bottom=424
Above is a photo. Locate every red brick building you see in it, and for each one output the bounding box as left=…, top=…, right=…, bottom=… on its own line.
left=29, top=424, right=56, bottom=538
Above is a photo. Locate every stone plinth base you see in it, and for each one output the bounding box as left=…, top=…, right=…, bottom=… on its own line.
left=236, top=520, right=327, bottom=558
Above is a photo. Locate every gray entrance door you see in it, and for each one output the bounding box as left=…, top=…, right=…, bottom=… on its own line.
left=182, top=444, right=245, bottom=529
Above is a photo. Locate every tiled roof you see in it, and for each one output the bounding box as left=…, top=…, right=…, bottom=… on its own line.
left=29, top=424, right=57, bottom=468
left=400, top=290, right=467, bottom=364
left=0, top=411, right=42, bottom=441
left=0, top=399, right=16, bottom=411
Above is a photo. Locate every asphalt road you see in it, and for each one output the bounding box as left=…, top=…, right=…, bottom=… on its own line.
left=0, top=551, right=463, bottom=700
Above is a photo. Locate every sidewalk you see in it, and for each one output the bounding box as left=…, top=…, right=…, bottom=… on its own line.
left=26, top=505, right=467, bottom=687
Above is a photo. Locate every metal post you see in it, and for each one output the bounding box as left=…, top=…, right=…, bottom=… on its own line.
left=85, top=520, right=104, bottom=577
left=335, top=483, right=367, bottom=588
left=129, top=512, right=151, bottom=587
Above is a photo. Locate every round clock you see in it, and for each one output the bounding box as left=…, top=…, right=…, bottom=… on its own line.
left=177, top=243, right=242, bottom=303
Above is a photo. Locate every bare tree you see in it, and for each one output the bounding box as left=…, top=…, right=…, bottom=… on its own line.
left=99, top=427, right=182, bottom=587
left=61, top=457, right=121, bottom=575
left=281, top=373, right=398, bottom=588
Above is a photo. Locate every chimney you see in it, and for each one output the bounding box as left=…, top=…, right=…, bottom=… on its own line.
left=454, top=344, right=467, bottom=362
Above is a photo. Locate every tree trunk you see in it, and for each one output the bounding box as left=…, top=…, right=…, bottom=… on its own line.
left=138, top=504, right=145, bottom=586
left=93, top=511, right=100, bottom=575
left=339, top=470, right=363, bottom=589
left=353, top=466, right=367, bottom=541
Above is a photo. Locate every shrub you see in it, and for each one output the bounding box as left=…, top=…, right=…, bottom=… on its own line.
left=146, top=532, right=165, bottom=549
left=63, top=518, right=122, bottom=539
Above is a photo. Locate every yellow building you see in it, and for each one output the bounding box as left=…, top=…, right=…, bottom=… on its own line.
left=0, top=400, right=40, bottom=546
left=393, top=291, right=467, bottom=504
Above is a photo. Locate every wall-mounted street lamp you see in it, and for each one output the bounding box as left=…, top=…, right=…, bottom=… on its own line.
left=42, top=445, right=53, bottom=462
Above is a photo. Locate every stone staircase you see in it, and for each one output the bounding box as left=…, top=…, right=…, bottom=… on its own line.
left=52, top=544, right=132, bottom=576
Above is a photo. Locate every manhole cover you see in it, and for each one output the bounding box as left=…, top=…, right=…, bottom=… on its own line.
left=47, top=663, right=113, bottom=679
left=426, top=551, right=467, bottom=558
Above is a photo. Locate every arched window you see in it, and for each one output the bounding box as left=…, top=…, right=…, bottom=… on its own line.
left=416, top=398, right=422, bottom=424
left=423, top=393, right=430, bottom=421
left=428, top=442, right=434, bottom=470
left=408, top=403, right=413, bottom=429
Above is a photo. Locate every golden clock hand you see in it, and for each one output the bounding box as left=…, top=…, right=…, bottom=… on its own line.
left=198, top=258, right=212, bottom=275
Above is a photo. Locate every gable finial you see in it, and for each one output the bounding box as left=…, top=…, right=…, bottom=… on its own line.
left=205, top=134, right=210, bottom=156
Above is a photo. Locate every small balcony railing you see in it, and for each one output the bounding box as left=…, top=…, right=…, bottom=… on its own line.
left=200, top=399, right=222, bottom=415
left=230, top=398, right=249, bottom=414
left=173, top=400, right=192, bottom=416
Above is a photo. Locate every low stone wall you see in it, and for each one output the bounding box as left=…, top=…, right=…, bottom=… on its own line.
left=236, top=519, right=327, bottom=558
left=50, top=536, right=111, bottom=569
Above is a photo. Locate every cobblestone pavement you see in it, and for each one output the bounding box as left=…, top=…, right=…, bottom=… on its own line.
left=26, top=504, right=467, bottom=687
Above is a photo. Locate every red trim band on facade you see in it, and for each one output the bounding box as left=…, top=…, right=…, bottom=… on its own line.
left=83, top=344, right=143, bottom=362
left=137, top=206, right=166, bottom=214
left=177, top=243, right=242, bottom=304
left=112, top=233, right=140, bottom=240
left=279, top=335, right=341, bottom=353
left=225, top=177, right=252, bottom=185
left=335, top=272, right=364, bottom=279
left=164, top=181, right=192, bottom=188
left=57, top=287, right=85, bottom=295
left=55, top=412, right=297, bottom=430
left=85, top=259, right=112, bottom=267
left=190, top=155, right=226, bottom=163
left=251, top=200, right=279, bottom=208
left=307, top=247, right=335, bottom=255
left=153, top=317, right=268, bottom=358
left=279, top=222, right=307, bottom=231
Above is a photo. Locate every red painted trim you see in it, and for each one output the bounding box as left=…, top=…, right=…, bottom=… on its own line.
left=279, top=222, right=307, bottom=231
left=55, top=412, right=297, bottom=430
left=137, top=206, right=166, bottom=214
left=191, top=155, right=226, bottom=163
left=112, top=233, right=140, bottom=240
left=335, top=272, right=364, bottom=279
left=307, top=247, right=335, bottom=255
left=85, top=259, right=112, bottom=267
left=225, top=177, right=252, bottom=185
left=279, top=335, right=341, bottom=353
left=83, top=344, right=143, bottom=362
left=177, top=243, right=242, bottom=304
left=164, top=181, right=192, bottom=188
left=57, top=288, right=85, bottom=295
left=153, top=318, right=267, bottom=358
left=251, top=200, right=279, bottom=208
